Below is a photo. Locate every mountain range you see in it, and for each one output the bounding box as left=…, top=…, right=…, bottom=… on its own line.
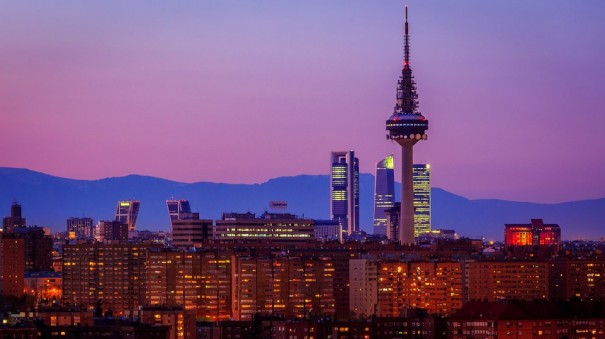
left=0, top=167, right=603, bottom=240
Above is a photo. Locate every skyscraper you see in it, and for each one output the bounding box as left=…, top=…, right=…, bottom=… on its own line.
left=115, top=200, right=140, bottom=231
left=330, top=151, right=359, bottom=235
left=385, top=6, right=429, bottom=245
left=166, top=200, right=193, bottom=221
left=373, top=155, right=395, bottom=235
left=413, top=164, right=431, bottom=236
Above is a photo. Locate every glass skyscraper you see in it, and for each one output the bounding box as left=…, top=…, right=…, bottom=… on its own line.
left=413, top=164, right=431, bottom=236
left=330, top=151, right=359, bottom=235
left=373, top=155, right=395, bottom=235
left=115, top=200, right=140, bottom=231
left=166, top=199, right=193, bottom=221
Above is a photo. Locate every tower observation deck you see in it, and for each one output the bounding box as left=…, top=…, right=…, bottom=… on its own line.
left=385, top=6, right=429, bottom=245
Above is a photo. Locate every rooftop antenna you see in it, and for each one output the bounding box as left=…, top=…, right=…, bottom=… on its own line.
left=404, top=5, right=410, bottom=68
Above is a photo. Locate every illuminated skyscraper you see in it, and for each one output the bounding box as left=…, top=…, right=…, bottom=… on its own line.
left=413, top=164, right=431, bottom=236
left=330, top=151, right=359, bottom=235
left=373, top=155, right=395, bottom=235
left=385, top=6, right=429, bottom=245
left=115, top=200, right=140, bottom=231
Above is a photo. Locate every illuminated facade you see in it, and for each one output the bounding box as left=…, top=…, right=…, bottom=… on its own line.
left=413, top=163, right=431, bottom=236
left=115, top=200, right=140, bottom=231
left=350, top=259, right=463, bottom=318
left=377, top=261, right=462, bottom=317
left=232, top=256, right=335, bottom=320
left=24, top=271, right=62, bottom=302
left=330, top=151, right=359, bottom=235
left=62, top=243, right=160, bottom=317
left=465, top=260, right=549, bottom=302
left=385, top=7, right=429, bottom=245
left=285, top=256, right=335, bottom=319
left=504, top=219, right=561, bottom=249
left=214, top=212, right=314, bottom=242
left=373, top=155, right=395, bottom=235
left=144, top=249, right=232, bottom=321
left=231, top=256, right=288, bottom=320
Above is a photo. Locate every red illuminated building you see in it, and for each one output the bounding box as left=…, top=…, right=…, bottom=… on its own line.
left=504, top=219, right=561, bottom=249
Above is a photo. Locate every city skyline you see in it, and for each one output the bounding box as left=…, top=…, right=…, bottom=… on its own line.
left=1, top=1, right=605, bottom=204
left=2, top=2, right=605, bottom=335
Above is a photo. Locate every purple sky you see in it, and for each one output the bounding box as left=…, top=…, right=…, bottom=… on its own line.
left=1, top=1, right=604, bottom=203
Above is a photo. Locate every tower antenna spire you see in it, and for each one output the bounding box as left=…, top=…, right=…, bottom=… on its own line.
left=386, top=3, right=429, bottom=246
left=404, top=5, right=410, bottom=67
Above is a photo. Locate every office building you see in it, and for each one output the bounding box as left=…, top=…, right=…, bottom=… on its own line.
left=385, top=6, right=429, bottom=245
left=167, top=200, right=212, bottom=248
left=413, top=163, right=431, bottom=236
left=166, top=200, right=193, bottom=221
left=66, top=217, right=94, bottom=240
left=330, top=151, right=359, bottom=235
left=313, top=219, right=342, bottom=243
left=171, top=215, right=213, bottom=248
left=115, top=200, right=140, bottom=231
left=214, top=212, right=314, bottom=243
left=95, top=220, right=129, bottom=243
left=2, top=202, right=26, bottom=234
left=373, top=155, right=395, bottom=235
left=504, top=218, right=561, bottom=249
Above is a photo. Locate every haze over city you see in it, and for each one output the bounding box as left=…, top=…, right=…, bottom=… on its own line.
left=2, top=0, right=604, bottom=204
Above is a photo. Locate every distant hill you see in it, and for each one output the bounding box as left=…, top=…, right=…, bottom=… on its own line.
left=0, top=167, right=603, bottom=240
